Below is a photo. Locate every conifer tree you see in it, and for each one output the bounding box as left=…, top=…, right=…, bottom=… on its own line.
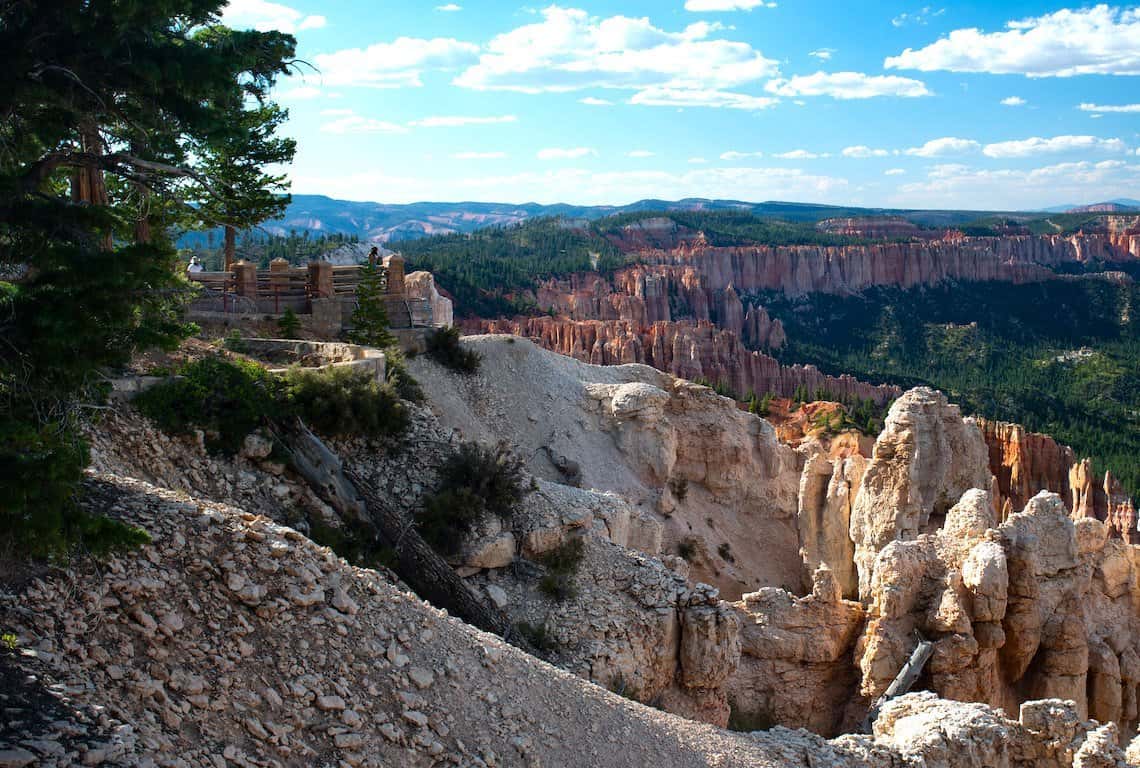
left=348, top=262, right=396, bottom=348
left=194, top=103, right=296, bottom=269
left=0, top=0, right=297, bottom=554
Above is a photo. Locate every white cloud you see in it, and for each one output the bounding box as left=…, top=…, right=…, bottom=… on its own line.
left=683, top=0, right=776, bottom=10
left=904, top=137, right=981, bottom=157
left=222, top=0, right=327, bottom=33
left=764, top=71, right=930, bottom=99
left=314, top=37, right=479, bottom=88
left=436, top=3, right=462, bottom=11
left=982, top=135, right=1128, bottom=158
left=1079, top=102, right=1140, bottom=114
left=628, top=86, right=778, bottom=110
left=579, top=96, right=614, bottom=106
left=320, top=115, right=408, bottom=134
left=452, top=6, right=779, bottom=105
left=689, top=157, right=708, bottom=164
left=537, top=147, right=597, bottom=159
left=1001, top=96, right=1026, bottom=106
left=891, top=7, right=945, bottom=28
left=843, top=145, right=891, bottom=158
left=885, top=6, right=1140, bottom=77
left=408, top=115, right=517, bottom=127
left=809, top=48, right=836, bottom=61
left=291, top=166, right=850, bottom=207
left=892, top=159, right=1140, bottom=209
left=885, top=168, right=907, bottom=176
left=720, top=150, right=764, bottom=160
left=627, top=150, right=655, bottom=158
left=452, top=151, right=506, bottom=159
left=774, top=149, right=829, bottom=159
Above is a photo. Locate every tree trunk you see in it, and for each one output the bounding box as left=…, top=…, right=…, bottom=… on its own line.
left=224, top=224, right=237, bottom=270
left=71, top=123, right=113, bottom=251
left=278, top=422, right=529, bottom=650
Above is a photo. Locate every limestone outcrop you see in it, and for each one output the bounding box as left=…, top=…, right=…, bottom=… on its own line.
left=728, top=566, right=865, bottom=735
left=410, top=335, right=806, bottom=599
left=405, top=269, right=454, bottom=328
left=853, top=485, right=1140, bottom=736
left=850, top=388, right=991, bottom=598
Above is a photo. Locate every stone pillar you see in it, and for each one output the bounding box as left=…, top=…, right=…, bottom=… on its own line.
left=308, top=261, right=333, bottom=299
left=269, top=258, right=290, bottom=288
left=269, top=258, right=291, bottom=312
left=233, top=260, right=257, bottom=297
left=383, top=255, right=405, bottom=297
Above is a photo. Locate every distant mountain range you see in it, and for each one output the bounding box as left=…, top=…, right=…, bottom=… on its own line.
left=179, top=194, right=1139, bottom=247
left=1039, top=199, right=1140, bottom=214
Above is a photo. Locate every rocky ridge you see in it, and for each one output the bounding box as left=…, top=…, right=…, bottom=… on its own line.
left=9, top=335, right=1140, bottom=765
left=6, top=475, right=1138, bottom=767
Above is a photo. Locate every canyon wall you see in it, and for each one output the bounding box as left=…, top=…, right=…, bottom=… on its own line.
left=472, top=316, right=901, bottom=405
left=466, top=229, right=1139, bottom=410
left=977, top=418, right=1138, bottom=542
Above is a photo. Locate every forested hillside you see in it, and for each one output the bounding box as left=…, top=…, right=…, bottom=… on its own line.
left=400, top=211, right=884, bottom=316
left=756, top=278, right=1140, bottom=502
left=400, top=218, right=626, bottom=316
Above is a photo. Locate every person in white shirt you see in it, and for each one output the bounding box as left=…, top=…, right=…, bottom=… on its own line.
left=187, top=256, right=203, bottom=274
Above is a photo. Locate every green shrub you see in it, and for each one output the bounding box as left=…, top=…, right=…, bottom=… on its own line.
left=436, top=442, right=528, bottom=520
left=138, top=357, right=408, bottom=454
left=417, top=441, right=530, bottom=557
left=384, top=347, right=425, bottom=403
left=669, top=477, right=689, bottom=501
left=277, top=308, right=301, bottom=338
left=0, top=418, right=149, bottom=558
left=718, top=542, right=735, bottom=563
left=536, top=538, right=585, bottom=574
left=135, top=357, right=283, bottom=454
left=535, top=538, right=584, bottom=602
left=728, top=707, right=774, bottom=733
left=222, top=329, right=246, bottom=353
left=538, top=572, right=578, bottom=601
left=677, top=537, right=699, bottom=562
left=417, top=487, right=486, bottom=556
left=516, top=621, right=558, bottom=653
left=283, top=365, right=408, bottom=439
left=307, top=517, right=396, bottom=571
left=426, top=326, right=481, bottom=374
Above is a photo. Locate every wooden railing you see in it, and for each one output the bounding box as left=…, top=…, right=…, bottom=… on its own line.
left=186, top=256, right=439, bottom=327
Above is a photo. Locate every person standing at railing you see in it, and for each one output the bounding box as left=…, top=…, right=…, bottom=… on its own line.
left=368, top=246, right=378, bottom=267
left=187, top=256, right=203, bottom=274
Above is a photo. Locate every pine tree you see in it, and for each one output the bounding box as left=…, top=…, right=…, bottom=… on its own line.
left=0, top=0, right=297, bottom=554
left=194, top=102, right=295, bottom=268
left=348, top=263, right=396, bottom=348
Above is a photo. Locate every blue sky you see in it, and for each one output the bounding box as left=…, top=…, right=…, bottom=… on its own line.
left=221, top=1, right=1140, bottom=210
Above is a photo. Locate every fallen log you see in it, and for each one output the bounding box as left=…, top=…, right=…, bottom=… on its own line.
left=861, top=638, right=934, bottom=732
left=278, top=420, right=528, bottom=650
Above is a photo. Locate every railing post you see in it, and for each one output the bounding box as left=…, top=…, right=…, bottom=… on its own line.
left=270, top=258, right=291, bottom=313
left=383, top=255, right=405, bottom=298
left=233, top=261, right=257, bottom=297
left=307, top=261, right=333, bottom=299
